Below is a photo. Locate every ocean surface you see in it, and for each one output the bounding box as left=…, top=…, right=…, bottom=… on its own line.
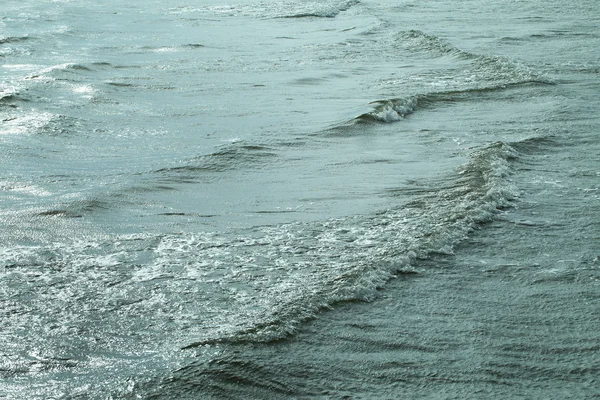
left=1, top=0, right=599, bottom=398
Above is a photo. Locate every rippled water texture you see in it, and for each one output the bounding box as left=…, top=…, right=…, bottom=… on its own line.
left=1, top=0, right=599, bottom=398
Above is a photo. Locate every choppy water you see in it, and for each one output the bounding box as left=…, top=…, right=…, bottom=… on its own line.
left=1, top=0, right=599, bottom=398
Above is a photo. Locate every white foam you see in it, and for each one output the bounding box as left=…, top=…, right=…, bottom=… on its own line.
left=0, top=85, right=21, bottom=101
left=72, top=84, right=95, bottom=94
left=151, top=47, right=179, bottom=53
left=0, top=111, right=56, bottom=135
left=2, top=184, right=52, bottom=197
left=372, top=104, right=404, bottom=122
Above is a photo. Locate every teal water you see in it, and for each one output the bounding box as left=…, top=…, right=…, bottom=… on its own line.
left=1, top=0, right=599, bottom=398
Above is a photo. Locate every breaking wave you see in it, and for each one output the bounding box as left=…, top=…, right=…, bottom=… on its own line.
left=355, top=81, right=552, bottom=123
left=179, top=140, right=520, bottom=347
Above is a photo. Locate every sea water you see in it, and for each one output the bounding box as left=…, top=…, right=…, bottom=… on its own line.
left=1, top=0, right=599, bottom=398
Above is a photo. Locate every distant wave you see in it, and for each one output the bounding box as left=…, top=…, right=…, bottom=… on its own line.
left=393, top=30, right=553, bottom=85
left=170, top=0, right=360, bottom=19
left=279, top=0, right=360, bottom=18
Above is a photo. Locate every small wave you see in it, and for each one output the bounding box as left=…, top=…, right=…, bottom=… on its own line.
left=0, top=111, right=57, bottom=135
left=0, top=35, right=31, bottom=45
left=15, top=114, right=81, bottom=136
left=37, top=210, right=83, bottom=218
left=355, top=96, right=419, bottom=123
left=137, top=353, right=315, bottom=399
left=352, top=81, right=552, bottom=124
left=395, top=30, right=467, bottom=58
left=391, top=29, right=553, bottom=85
left=170, top=0, right=360, bottom=19
left=36, top=63, right=91, bottom=75
left=105, top=81, right=136, bottom=88
left=155, top=143, right=278, bottom=179
left=0, top=88, right=25, bottom=107
left=90, top=62, right=142, bottom=70
left=139, top=44, right=205, bottom=53
left=394, top=29, right=523, bottom=63
left=182, top=43, right=206, bottom=49
left=64, top=198, right=119, bottom=216
left=21, top=63, right=92, bottom=82
left=508, top=135, right=561, bottom=155
left=327, top=30, right=553, bottom=127
left=279, top=0, right=361, bottom=18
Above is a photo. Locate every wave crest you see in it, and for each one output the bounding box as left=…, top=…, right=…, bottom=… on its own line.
left=183, top=141, right=520, bottom=347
